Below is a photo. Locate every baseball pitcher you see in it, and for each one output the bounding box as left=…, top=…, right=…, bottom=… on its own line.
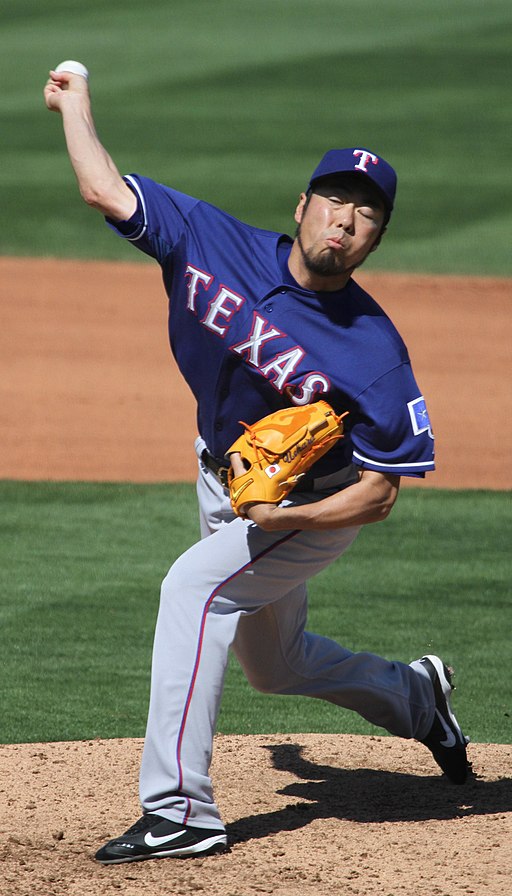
left=44, top=63, right=470, bottom=864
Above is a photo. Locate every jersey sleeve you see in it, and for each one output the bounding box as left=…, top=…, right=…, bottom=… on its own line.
left=105, top=175, right=200, bottom=263
left=350, top=363, right=435, bottom=477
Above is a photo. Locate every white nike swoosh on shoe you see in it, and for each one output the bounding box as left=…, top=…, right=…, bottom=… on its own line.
left=435, top=709, right=457, bottom=748
left=144, top=830, right=186, bottom=848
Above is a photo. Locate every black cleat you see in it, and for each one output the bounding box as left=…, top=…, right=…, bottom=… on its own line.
left=417, top=654, right=471, bottom=784
left=95, top=813, right=227, bottom=864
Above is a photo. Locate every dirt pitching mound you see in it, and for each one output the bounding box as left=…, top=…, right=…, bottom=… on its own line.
left=1, top=735, right=511, bottom=896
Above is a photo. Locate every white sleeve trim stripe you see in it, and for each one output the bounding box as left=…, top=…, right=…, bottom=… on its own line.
left=352, top=450, right=435, bottom=469
left=123, top=175, right=147, bottom=241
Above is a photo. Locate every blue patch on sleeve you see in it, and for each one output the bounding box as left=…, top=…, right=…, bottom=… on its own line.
left=407, top=396, right=433, bottom=438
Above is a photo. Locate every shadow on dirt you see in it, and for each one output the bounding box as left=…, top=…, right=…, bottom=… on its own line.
left=227, top=741, right=512, bottom=845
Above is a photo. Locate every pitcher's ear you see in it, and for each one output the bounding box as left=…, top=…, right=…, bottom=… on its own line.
left=370, top=227, right=387, bottom=253
left=294, top=192, right=309, bottom=225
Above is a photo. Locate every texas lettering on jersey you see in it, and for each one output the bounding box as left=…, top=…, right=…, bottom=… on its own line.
left=185, top=263, right=330, bottom=405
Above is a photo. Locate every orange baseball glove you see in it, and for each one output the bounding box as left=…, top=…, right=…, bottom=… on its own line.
left=226, top=401, right=347, bottom=517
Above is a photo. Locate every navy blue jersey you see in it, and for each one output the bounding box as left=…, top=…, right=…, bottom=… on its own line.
left=107, top=175, right=435, bottom=478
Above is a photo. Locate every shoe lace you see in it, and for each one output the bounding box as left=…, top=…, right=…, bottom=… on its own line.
left=124, top=814, right=161, bottom=836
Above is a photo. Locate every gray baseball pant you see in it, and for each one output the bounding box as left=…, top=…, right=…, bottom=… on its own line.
left=138, top=439, right=434, bottom=829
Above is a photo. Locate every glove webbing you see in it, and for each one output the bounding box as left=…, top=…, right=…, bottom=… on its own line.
left=239, top=409, right=347, bottom=475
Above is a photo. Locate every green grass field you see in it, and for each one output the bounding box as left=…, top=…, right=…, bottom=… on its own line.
left=1, top=482, right=510, bottom=745
left=1, top=0, right=511, bottom=273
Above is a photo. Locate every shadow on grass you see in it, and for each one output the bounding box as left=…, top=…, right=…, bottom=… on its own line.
left=226, top=742, right=511, bottom=845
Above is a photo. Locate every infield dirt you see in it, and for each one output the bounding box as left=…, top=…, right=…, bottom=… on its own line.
left=1, top=258, right=511, bottom=487
left=1, top=259, right=511, bottom=895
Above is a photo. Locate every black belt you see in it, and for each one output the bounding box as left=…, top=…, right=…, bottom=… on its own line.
left=201, top=448, right=358, bottom=494
left=201, top=449, right=230, bottom=487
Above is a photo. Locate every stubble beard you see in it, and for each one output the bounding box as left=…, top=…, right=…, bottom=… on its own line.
left=296, top=227, right=349, bottom=277
left=295, top=223, right=375, bottom=279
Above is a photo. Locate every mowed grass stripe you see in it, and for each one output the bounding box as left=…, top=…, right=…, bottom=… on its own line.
left=0, top=0, right=511, bottom=271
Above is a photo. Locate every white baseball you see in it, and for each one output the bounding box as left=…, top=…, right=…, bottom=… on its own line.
left=54, top=60, right=89, bottom=80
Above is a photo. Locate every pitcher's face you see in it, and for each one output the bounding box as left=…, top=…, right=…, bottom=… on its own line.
left=292, top=177, right=386, bottom=289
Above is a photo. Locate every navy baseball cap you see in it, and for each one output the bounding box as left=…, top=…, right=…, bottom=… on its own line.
left=308, top=148, right=397, bottom=220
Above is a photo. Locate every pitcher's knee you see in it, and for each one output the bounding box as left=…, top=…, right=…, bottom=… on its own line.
left=160, top=564, right=180, bottom=599
left=247, top=674, right=282, bottom=694
left=241, top=662, right=298, bottom=695
left=160, top=556, right=207, bottom=607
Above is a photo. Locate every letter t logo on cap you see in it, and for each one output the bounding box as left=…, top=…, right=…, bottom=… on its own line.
left=352, top=149, right=379, bottom=173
